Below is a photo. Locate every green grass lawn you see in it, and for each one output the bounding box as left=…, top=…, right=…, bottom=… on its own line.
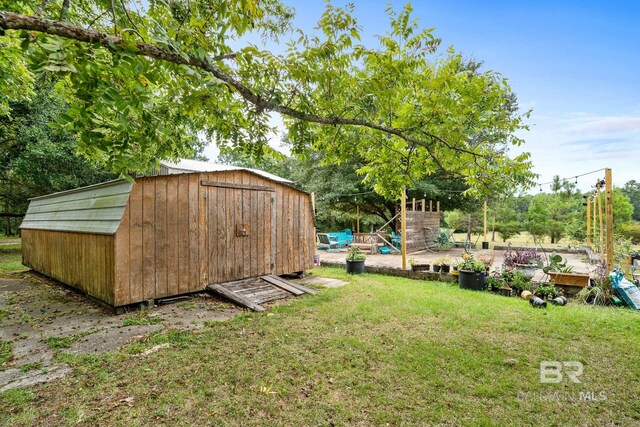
left=0, top=244, right=23, bottom=274
left=2, top=268, right=639, bottom=425
left=453, top=231, right=582, bottom=249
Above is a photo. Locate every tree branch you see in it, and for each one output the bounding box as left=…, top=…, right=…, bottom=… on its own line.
left=59, top=0, right=70, bottom=21
left=0, top=11, right=481, bottom=161
left=35, top=0, right=50, bottom=17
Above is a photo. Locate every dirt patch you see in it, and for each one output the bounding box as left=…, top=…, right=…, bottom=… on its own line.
left=293, top=276, right=349, bottom=288
left=0, top=271, right=242, bottom=392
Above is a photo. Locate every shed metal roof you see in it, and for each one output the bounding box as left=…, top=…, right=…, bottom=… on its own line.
left=159, top=159, right=293, bottom=183
left=20, top=180, right=133, bottom=235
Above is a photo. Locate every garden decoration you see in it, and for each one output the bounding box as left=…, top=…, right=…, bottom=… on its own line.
left=529, top=296, right=547, bottom=308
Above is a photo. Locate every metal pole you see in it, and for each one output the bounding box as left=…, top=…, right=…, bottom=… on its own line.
left=605, top=168, right=614, bottom=272
left=401, top=186, right=407, bottom=270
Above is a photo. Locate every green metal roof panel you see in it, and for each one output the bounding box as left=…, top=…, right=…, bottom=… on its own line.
left=20, top=180, right=133, bottom=235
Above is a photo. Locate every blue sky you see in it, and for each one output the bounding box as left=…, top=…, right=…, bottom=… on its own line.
left=205, top=1, right=640, bottom=190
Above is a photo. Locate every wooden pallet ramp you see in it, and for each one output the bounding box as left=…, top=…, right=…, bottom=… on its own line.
left=206, top=275, right=317, bottom=311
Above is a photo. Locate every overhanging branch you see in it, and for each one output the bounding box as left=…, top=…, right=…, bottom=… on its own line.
left=0, top=11, right=484, bottom=161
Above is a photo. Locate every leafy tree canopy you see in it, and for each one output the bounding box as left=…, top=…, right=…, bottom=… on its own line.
left=0, top=0, right=534, bottom=198
left=621, top=180, right=640, bottom=222
left=0, top=78, right=115, bottom=219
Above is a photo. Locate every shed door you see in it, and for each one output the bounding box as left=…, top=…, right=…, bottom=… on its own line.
left=206, top=184, right=275, bottom=283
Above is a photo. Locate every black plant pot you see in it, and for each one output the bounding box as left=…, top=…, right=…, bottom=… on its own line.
left=346, top=260, right=365, bottom=274
left=441, top=265, right=451, bottom=273
left=411, top=264, right=430, bottom=272
left=458, top=270, right=485, bottom=290
left=433, top=265, right=442, bottom=273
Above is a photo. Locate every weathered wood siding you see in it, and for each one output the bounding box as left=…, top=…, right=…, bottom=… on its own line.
left=113, top=174, right=200, bottom=306
left=21, top=229, right=115, bottom=304
left=113, top=171, right=314, bottom=306
left=404, top=211, right=441, bottom=253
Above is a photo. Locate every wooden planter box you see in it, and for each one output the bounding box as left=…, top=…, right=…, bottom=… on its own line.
left=549, top=272, right=590, bottom=287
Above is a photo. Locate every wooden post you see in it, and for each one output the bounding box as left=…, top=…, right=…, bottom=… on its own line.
left=401, top=186, right=407, bottom=270
left=586, top=197, right=591, bottom=246
left=356, top=205, right=360, bottom=234
left=421, top=199, right=425, bottom=212
left=436, top=201, right=440, bottom=213
left=311, top=193, right=317, bottom=258
left=483, top=200, right=487, bottom=241
left=491, top=210, right=496, bottom=242
left=429, top=200, right=433, bottom=212
left=605, top=168, right=614, bottom=272
left=593, top=190, right=597, bottom=245
left=412, top=198, right=416, bottom=211
left=598, top=184, right=604, bottom=259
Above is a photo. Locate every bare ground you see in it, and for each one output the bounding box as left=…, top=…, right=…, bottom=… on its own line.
left=0, top=271, right=242, bottom=392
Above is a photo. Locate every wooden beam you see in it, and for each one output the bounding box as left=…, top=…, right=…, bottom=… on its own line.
left=401, top=186, right=407, bottom=270
left=206, top=283, right=265, bottom=312
left=311, top=192, right=317, bottom=258
left=605, top=168, right=614, bottom=272
left=586, top=197, right=591, bottom=246
left=598, top=183, right=604, bottom=259
left=483, top=200, right=487, bottom=241
left=263, top=275, right=317, bottom=295
left=200, top=180, right=275, bottom=192
left=593, top=189, right=597, bottom=245
left=356, top=205, right=360, bottom=234
left=261, top=275, right=304, bottom=296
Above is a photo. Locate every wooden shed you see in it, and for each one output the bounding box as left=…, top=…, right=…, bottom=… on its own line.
left=20, top=162, right=315, bottom=308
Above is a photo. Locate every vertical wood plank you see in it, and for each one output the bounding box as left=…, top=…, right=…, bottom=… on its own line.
left=192, top=173, right=203, bottom=289
left=142, top=178, right=156, bottom=300
left=234, top=185, right=243, bottom=278
left=129, top=181, right=143, bottom=304
left=208, top=183, right=218, bottom=283
left=113, top=201, right=130, bottom=306
left=155, top=176, right=168, bottom=298
left=177, top=174, right=190, bottom=293
left=166, top=176, right=179, bottom=296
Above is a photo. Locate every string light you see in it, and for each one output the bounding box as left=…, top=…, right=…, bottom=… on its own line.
left=534, top=168, right=606, bottom=187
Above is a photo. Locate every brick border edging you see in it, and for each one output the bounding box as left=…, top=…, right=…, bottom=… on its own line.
left=319, top=261, right=457, bottom=283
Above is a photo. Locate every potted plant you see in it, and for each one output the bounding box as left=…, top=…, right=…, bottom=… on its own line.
left=458, top=253, right=486, bottom=291
left=543, top=252, right=589, bottom=288
left=345, top=246, right=366, bottom=274
left=485, top=273, right=504, bottom=292
left=438, top=257, right=451, bottom=273
left=409, top=257, right=430, bottom=272
left=503, top=247, right=542, bottom=280
left=534, top=283, right=561, bottom=300
left=508, top=270, right=532, bottom=295
left=478, top=253, right=496, bottom=275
